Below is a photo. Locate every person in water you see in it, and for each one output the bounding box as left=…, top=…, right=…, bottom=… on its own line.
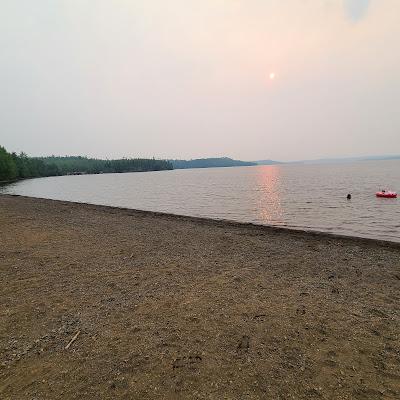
left=347, top=193, right=351, bottom=200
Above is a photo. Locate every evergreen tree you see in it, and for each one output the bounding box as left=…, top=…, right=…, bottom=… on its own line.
left=0, top=146, right=17, bottom=181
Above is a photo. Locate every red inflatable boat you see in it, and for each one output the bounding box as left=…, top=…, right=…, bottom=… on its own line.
left=376, top=191, right=397, bottom=198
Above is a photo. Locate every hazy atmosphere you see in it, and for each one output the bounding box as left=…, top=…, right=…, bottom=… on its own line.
left=1, top=0, right=399, bottom=161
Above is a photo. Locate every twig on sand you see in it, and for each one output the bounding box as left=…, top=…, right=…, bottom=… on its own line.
left=65, top=331, right=81, bottom=350
left=123, top=253, right=134, bottom=260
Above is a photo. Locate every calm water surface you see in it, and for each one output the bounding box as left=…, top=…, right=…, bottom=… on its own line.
left=2, top=160, right=399, bottom=242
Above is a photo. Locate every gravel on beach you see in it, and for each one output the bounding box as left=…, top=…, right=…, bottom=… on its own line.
left=0, top=195, right=399, bottom=399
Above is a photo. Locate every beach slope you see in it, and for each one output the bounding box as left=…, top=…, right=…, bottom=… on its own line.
left=0, top=195, right=399, bottom=399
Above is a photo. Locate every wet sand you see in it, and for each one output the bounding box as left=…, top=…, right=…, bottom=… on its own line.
left=0, top=194, right=399, bottom=399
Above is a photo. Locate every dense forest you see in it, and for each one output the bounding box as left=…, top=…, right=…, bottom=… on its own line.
left=0, top=146, right=59, bottom=181
left=38, top=156, right=173, bottom=175
left=0, top=146, right=172, bottom=182
left=171, top=157, right=256, bottom=169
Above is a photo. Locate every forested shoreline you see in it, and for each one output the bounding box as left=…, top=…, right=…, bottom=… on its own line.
left=38, top=156, right=173, bottom=175
left=0, top=146, right=172, bottom=182
left=0, top=145, right=264, bottom=183
left=0, top=146, right=59, bottom=181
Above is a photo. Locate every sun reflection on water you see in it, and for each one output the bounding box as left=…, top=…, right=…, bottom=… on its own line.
left=256, top=166, right=284, bottom=225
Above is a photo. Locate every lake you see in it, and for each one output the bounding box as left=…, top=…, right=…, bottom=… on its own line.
left=1, top=160, right=399, bottom=242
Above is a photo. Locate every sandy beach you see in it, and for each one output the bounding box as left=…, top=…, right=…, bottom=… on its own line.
left=0, top=194, right=399, bottom=399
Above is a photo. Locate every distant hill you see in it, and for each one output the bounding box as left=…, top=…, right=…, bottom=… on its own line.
left=288, top=155, right=400, bottom=165
left=255, top=159, right=282, bottom=165
left=171, top=157, right=256, bottom=169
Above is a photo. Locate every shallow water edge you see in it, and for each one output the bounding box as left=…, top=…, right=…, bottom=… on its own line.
left=4, top=194, right=400, bottom=248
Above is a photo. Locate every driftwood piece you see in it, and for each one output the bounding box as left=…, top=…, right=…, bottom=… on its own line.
left=65, top=331, right=81, bottom=350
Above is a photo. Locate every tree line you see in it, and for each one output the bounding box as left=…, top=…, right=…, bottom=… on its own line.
left=0, top=145, right=173, bottom=182
left=0, top=146, right=59, bottom=181
left=39, top=156, right=173, bottom=175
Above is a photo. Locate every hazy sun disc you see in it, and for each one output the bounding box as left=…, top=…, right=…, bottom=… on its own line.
left=269, top=72, right=276, bottom=80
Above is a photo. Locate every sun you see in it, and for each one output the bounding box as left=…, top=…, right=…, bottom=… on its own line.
left=269, top=72, right=276, bottom=80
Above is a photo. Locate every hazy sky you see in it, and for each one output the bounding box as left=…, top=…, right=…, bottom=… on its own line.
left=1, top=0, right=399, bottom=161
